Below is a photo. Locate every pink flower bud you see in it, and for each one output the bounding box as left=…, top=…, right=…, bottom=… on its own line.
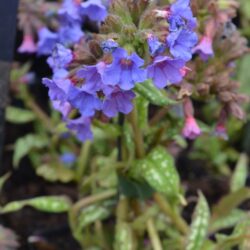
left=192, top=36, right=214, bottom=61
left=182, top=116, right=201, bottom=140
left=18, top=35, right=37, bottom=54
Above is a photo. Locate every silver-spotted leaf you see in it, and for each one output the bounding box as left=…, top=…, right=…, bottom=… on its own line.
left=186, top=192, right=210, bottom=250
left=1, top=196, right=71, bottom=213
left=142, top=146, right=180, bottom=198
left=135, top=80, right=176, bottom=106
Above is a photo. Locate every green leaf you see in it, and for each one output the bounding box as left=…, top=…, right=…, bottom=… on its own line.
left=140, top=146, right=180, bottom=198
left=209, top=209, right=246, bottom=233
left=186, top=192, right=210, bottom=250
left=6, top=106, right=35, bottom=124
left=230, top=154, right=248, bottom=192
left=118, top=175, right=154, bottom=200
left=0, top=173, right=10, bottom=192
left=234, top=219, right=250, bottom=250
left=36, top=164, right=75, bottom=183
left=77, top=204, right=111, bottom=230
left=1, top=196, right=71, bottom=213
left=114, top=222, right=137, bottom=250
left=212, top=188, right=250, bottom=219
left=135, top=80, right=177, bottom=106
left=135, top=96, right=149, bottom=130
left=13, top=134, right=48, bottom=167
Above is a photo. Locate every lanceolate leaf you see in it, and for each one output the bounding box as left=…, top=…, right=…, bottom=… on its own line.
left=135, top=80, right=177, bottom=106
left=186, top=192, right=210, bottom=250
left=135, top=95, right=149, bottom=130
left=230, top=154, right=248, bottom=192
left=212, top=188, right=250, bottom=219
left=1, top=196, right=71, bottom=213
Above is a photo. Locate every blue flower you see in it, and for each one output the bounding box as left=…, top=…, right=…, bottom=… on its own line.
left=147, top=35, right=165, bottom=57
left=81, top=0, right=108, bottom=22
left=167, top=28, right=198, bottom=61
left=102, top=48, right=146, bottom=90
left=42, top=78, right=71, bottom=101
left=47, top=44, right=73, bottom=70
left=58, top=21, right=84, bottom=46
left=37, top=27, right=58, bottom=55
left=102, top=89, right=135, bottom=117
left=58, top=0, right=82, bottom=24
left=60, top=152, right=76, bottom=165
left=66, top=116, right=93, bottom=142
left=101, top=39, right=119, bottom=54
left=76, top=62, right=106, bottom=94
left=147, top=56, right=185, bottom=88
left=67, top=84, right=102, bottom=117
left=51, top=100, right=72, bottom=119
left=169, top=0, right=197, bottom=31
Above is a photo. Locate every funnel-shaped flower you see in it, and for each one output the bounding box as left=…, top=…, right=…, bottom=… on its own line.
left=18, top=35, right=37, bottom=54
left=182, top=116, right=201, bottom=139
left=192, top=36, right=214, bottom=60
left=102, top=89, right=135, bottom=117
left=102, top=48, right=146, bottom=90
left=147, top=56, right=185, bottom=88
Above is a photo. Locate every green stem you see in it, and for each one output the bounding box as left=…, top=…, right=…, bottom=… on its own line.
left=154, top=193, right=189, bottom=235
left=95, top=220, right=110, bottom=250
left=69, top=189, right=117, bottom=248
left=20, top=85, right=54, bottom=132
left=77, top=141, right=91, bottom=182
left=128, top=107, right=145, bottom=158
left=147, top=218, right=163, bottom=250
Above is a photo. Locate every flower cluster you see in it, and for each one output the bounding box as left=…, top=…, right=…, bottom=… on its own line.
left=18, top=0, right=108, bottom=55
left=35, top=0, right=202, bottom=141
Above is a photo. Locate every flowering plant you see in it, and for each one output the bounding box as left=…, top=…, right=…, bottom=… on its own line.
left=2, top=0, right=250, bottom=249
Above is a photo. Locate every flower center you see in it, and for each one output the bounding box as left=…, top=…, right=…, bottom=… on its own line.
left=120, top=59, right=132, bottom=66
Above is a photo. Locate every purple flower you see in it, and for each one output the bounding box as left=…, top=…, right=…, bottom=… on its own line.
left=58, top=0, right=81, bottom=24
left=60, top=152, right=76, bottom=165
left=18, top=35, right=37, bottom=54
left=102, top=48, right=146, bottom=90
left=147, top=56, right=185, bottom=88
left=58, top=21, right=84, bottom=46
left=102, top=89, right=135, bottom=117
left=67, top=84, right=102, bottom=117
left=47, top=44, right=73, bottom=70
left=76, top=62, right=106, bottom=94
left=167, top=29, right=198, bottom=61
left=147, top=35, right=165, bottom=56
left=170, top=0, right=196, bottom=30
left=42, top=78, right=71, bottom=101
left=81, top=0, right=108, bottom=22
left=66, top=116, right=93, bottom=142
left=192, top=36, right=214, bottom=60
left=37, top=27, right=58, bottom=55
left=182, top=116, right=201, bottom=139
left=52, top=100, right=72, bottom=119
